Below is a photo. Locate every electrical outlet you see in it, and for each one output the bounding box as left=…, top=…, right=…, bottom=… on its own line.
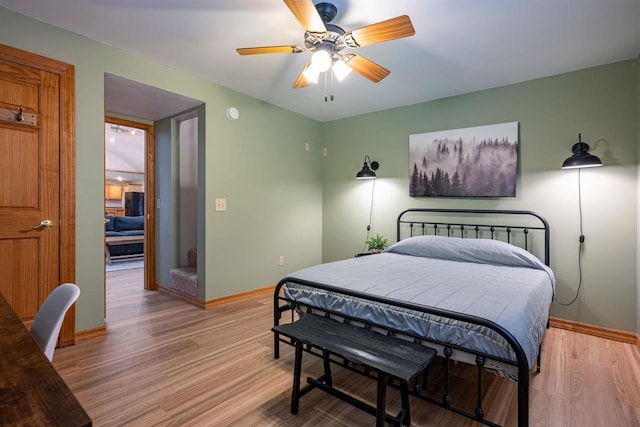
left=322, top=147, right=328, bottom=157
left=279, top=255, right=284, bottom=266
left=215, top=198, right=227, bottom=211
left=305, top=142, right=310, bottom=152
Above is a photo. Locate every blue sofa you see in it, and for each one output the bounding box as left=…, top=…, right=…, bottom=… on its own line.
left=105, top=215, right=144, bottom=257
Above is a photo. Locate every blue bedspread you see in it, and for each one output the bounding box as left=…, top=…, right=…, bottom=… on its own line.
left=284, top=236, right=555, bottom=380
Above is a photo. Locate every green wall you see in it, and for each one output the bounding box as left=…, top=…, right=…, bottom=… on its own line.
left=0, top=7, right=323, bottom=331
left=1, top=6, right=638, bottom=334
left=637, top=57, right=640, bottom=337
left=320, top=60, right=639, bottom=332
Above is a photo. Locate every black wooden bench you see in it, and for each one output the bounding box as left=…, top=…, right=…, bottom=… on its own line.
left=273, top=314, right=436, bottom=427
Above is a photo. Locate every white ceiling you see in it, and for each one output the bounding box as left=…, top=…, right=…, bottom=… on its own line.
left=2, top=0, right=639, bottom=122
left=105, top=122, right=145, bottom=183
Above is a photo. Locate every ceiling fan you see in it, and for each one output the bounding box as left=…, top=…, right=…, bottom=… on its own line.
left=236, top=0, right=415, bottom=89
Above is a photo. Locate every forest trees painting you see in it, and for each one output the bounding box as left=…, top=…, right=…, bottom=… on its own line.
left=409, top=122, right=518, bottom=197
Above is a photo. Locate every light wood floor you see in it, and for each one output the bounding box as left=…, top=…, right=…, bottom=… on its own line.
left=53, top=268, right=640, bottom=426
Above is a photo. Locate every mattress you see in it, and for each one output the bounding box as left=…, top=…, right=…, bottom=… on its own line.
left=283, top=235, right=555, bottom=380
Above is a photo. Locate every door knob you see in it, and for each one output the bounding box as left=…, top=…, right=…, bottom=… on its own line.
left=32, top=220, right=53, bottom=230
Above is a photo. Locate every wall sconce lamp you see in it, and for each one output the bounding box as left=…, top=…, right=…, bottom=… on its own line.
left=356, top=156, right=380, bottom=179
left=356, top=155, right=381, bottom=253
left=561, top=133, right=603, bottom=169
left=556, top=133, right=603, bottom=306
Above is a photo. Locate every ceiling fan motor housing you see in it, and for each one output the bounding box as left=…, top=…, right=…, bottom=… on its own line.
left=304, top=2, right=346, bottom=54
left=315, top=2, right=338, bottom=23
left=305, top=24, right=346, bottom=52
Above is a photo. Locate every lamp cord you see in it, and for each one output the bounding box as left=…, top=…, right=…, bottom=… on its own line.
left=361, top=178, right=376, bottom=253
left=555, top=168, right=584, bottom=306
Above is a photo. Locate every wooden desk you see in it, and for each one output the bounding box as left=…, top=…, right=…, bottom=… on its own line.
left=0, top=293, right=91, bottom=426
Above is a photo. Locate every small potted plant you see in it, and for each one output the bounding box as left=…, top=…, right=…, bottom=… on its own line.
left=365, top=234, right=388, bottom=254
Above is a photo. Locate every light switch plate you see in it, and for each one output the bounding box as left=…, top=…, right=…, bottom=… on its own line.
left=215, top=198, right=227, bottom=211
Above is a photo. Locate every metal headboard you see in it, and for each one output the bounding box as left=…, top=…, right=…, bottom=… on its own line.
left=396, top=208, right=550, bottom=266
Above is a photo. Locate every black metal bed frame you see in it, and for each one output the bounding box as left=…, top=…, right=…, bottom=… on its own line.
left=273, top=208, right=551, bottom=427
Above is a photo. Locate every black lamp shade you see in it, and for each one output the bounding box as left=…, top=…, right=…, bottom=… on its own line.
left=356, top=157, right=379, bottom=179
left=562, top=135, right=602, bottom=169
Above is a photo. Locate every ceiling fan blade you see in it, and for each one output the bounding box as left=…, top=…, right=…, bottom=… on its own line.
left=293, top=63, right=313, bottom=89
left=236, top=46, right=304, bottom=55
left=345, top=15, right=415, bottom=47
left=283, top=0, right=327, bottom=34
left=344, top=54, right=390, bottom=83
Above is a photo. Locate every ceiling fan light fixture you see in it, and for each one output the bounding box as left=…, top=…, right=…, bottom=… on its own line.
left=303, top=64, right=321, bottom=84
left=311, top=49, right=332, bottom=72
left=333, top=58, right=352, bottom=82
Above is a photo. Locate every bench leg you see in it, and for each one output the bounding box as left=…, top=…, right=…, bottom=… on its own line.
left=400, top=380, right=410, bottom=426
left=291, top=340, right=303, bottom=415
left=376, top=373, right=387, bottom=427
left=322, top=350, right=332, bottom=387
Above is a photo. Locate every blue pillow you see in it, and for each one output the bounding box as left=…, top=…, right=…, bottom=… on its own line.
left=386, top=235, right=544, bottom=270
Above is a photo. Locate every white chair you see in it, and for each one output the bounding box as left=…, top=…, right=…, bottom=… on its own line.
left=30, top=283, right=80, bottom=361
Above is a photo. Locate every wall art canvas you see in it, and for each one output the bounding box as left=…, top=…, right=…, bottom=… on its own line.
left=409, top=122, right=518, bottom=197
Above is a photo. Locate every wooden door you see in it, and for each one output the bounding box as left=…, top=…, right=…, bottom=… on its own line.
left=0, top=44, right=76, bottom=347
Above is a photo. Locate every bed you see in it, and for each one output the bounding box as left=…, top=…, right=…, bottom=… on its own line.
left=273, top=208, right=553, bottom=427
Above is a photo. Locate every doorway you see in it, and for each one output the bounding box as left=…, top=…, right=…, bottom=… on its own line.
left=103, top=73, right=204, bottom=307
left=104, top=116, right=155, bottom=309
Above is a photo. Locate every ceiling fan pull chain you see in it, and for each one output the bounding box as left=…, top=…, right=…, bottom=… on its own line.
left=330, top=74, right=335, bottom=101
left=330, top=71, right=334, bottom=102
left=324, top=71, right=329, bottom=102
left=323, top=71, right=335, bottom=102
